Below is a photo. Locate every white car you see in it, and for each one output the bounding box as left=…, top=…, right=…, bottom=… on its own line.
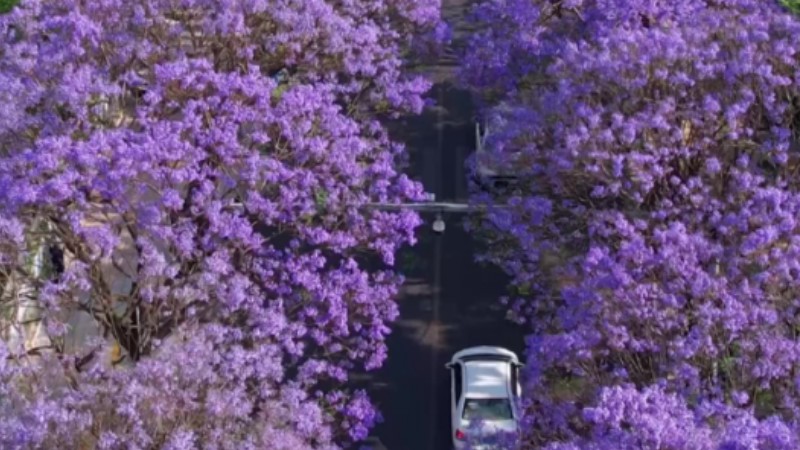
left=445, top=346, right=523, bottom=449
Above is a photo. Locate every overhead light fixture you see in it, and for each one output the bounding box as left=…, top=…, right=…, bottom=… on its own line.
left=432, top=213, right=445, bottom=234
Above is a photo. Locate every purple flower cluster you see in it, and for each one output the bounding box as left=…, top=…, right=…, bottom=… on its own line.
left=0, top=328, right=362, bottom=449
left=0, top=0, right=442, bottom=447
left=462, top=0, right=800, bottom=446
left=543, top=385, right=797, bottom=450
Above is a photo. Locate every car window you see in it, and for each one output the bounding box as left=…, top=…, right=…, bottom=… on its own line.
left=510, top=363, right=519, bottom=397
left=462, top=398, right=513, bottom=421
left=453, top=363, right=463, bottom=403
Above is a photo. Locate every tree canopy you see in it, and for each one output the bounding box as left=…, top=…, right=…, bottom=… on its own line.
left=0, top=0, right=443, bottom=448
left=462, top=0, right=800, bottom=447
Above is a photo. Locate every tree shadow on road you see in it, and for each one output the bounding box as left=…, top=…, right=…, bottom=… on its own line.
left=386, top=80, right=475, bottom=202
left=354, top=222, right=526, bottom=450
left=355, top=53, right=525, bottom=450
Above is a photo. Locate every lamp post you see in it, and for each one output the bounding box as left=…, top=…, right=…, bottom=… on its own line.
left=360, top=200, right=507, bottom=234
left=229, top=199, right=507, bottom=234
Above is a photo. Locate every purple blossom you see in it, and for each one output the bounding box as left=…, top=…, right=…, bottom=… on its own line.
left=0, top=0, right=443, bottom=447
left=462, top=0, right=800, bottom=446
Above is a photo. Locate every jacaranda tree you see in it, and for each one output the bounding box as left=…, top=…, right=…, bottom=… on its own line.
left=462, top=0, right=800, bottom=447
left=0, top=0, right=443, bottom=448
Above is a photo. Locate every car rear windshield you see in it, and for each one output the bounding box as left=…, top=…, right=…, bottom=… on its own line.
left=462, top=398, right=513, bottom=421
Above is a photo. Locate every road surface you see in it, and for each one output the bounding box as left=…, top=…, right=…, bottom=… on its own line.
left=355, top=1, right=527, bottom=448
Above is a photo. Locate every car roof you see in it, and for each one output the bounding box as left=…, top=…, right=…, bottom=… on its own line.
left=450, top=346, right=519, bottom=364
left=463, top=360, right=511, bottom=399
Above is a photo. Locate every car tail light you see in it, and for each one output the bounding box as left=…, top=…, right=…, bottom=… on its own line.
left=455, top=429, right=466, bottom=440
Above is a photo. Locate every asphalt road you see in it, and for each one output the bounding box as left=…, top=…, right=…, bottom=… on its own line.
left=359, top=220, right=525, bottom=450
left=355, top=2, right=527, bottom=447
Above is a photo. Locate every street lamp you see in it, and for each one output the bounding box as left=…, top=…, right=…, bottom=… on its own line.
left=230, top=200, right=508, bottom=234
left=432, top=213, right=445, bottom=234
left=361, top=201, right=510, bottom=234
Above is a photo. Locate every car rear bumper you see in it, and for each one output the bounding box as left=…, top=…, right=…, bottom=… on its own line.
left=453, top=443, right=498, bottom=450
